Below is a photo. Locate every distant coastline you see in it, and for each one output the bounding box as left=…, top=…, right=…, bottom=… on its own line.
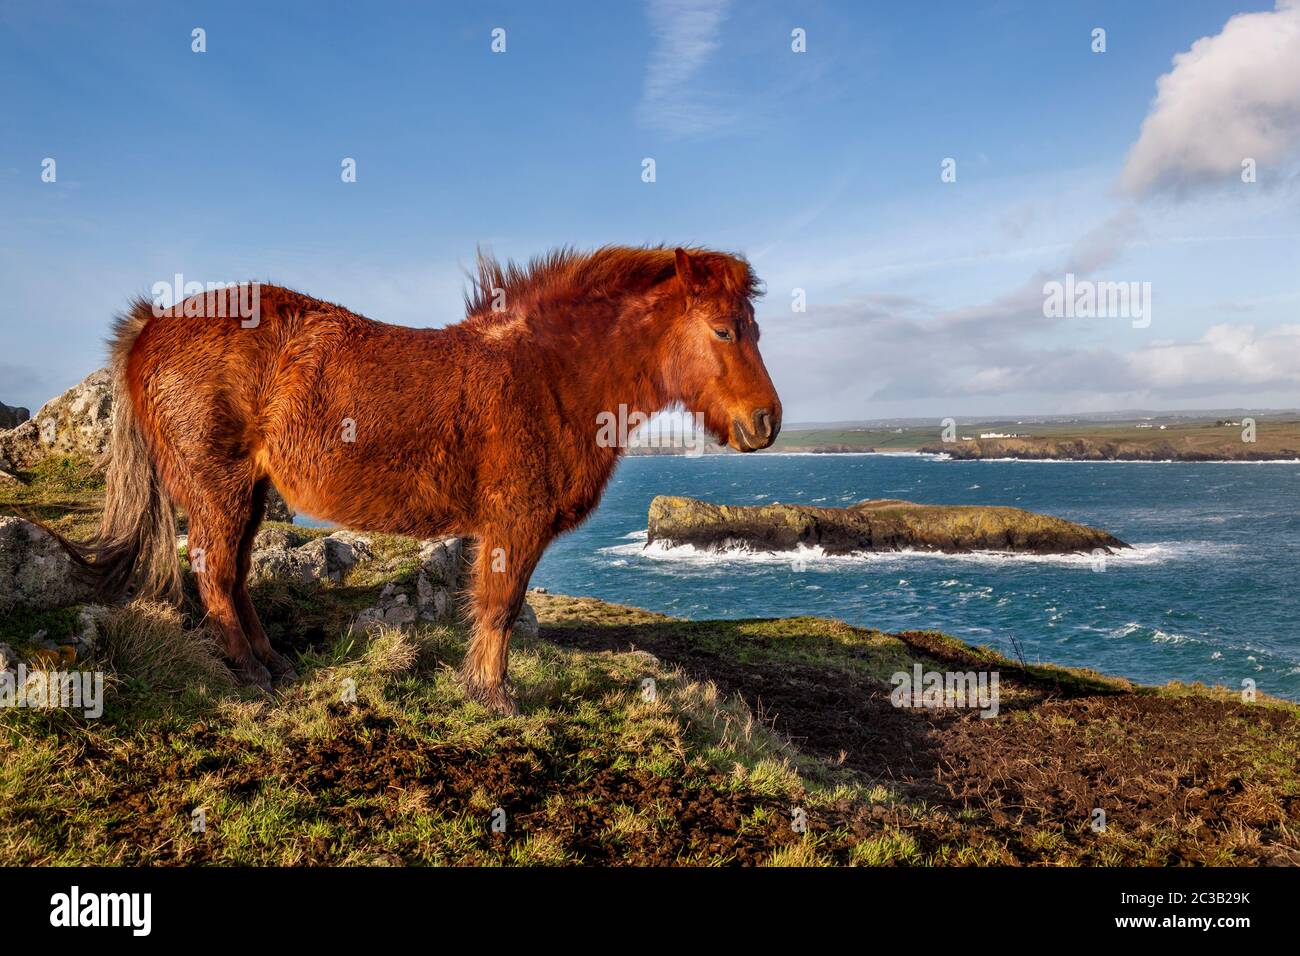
left=624, top=415, right=1300, bottom=462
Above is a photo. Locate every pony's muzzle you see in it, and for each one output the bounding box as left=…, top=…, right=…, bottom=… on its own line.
left=731, top=407, right=780, bottom=452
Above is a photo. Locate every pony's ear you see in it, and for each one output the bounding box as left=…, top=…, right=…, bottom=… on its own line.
left=674, top=247, right=705, bottom=296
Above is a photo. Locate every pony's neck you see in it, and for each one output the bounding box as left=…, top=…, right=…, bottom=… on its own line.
left=533, top=291, right=675, bottom=434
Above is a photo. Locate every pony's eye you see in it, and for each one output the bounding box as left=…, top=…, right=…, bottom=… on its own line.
left=714, top=328, right=733, bottom=342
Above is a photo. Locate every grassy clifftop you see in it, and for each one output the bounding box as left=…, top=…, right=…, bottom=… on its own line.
left=1, top=457, right=1297, bottom=866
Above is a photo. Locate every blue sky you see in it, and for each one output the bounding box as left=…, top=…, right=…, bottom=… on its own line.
left=2, top=0, right=1298, bottom=420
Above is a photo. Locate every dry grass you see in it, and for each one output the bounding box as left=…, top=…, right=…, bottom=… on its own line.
left=100, top=602, right=235, bottom=696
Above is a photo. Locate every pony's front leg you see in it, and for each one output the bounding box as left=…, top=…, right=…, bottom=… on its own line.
left=461, top=529, right=545, bottom=716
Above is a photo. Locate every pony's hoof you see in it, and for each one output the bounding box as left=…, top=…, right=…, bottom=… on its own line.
left=462, top=675, right=519, bottom=717
left=263, top=649, right=300, bottom=684
left=233, top=657, right=274, bottom=693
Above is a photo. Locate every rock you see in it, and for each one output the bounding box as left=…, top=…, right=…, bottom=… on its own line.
left=354, top=542, right=535, bottom=638
left=423, top=575, right=456, bottom=622
left=0, top=369, right=112, bottom=469
left=356, top=583, right=419, bottom=630
left=383, top=601, right=417, bottom=628
left=513, top=601, right=538, bottom=639
left=646, top=495, right=1129, bottom=555
left=248, top=531, right=373, bottom=586
left=264, top=486, right=295, bottom=522
left=251, top=526, right=307, bottom=552
left=417, top=537, right=464, bottom=588
left=0, top=402, right=31, bottom=430
left=0, top=516, right=95, bottom=615
left=0, top=643, right=18, bottom=672
left=363, top=573, right=449, bottom=630
left=296, top=537, right=362, bottom=583
left=414, top=571, right=450, bottom=622
left=326, top=530, right=374, bottom=558
left=74, top=604, right=109, bottom=655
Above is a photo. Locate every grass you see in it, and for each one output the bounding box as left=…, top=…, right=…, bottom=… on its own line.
left=1, top=454, right=1298, bottom=866
left=0, top=605, right=867, bottom=865
left=0, top=454, right=105, bottom=538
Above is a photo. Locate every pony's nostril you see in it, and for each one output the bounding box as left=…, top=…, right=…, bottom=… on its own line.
left=753, top=408, right=773, bottom=440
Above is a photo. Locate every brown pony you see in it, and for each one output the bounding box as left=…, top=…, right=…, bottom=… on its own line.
left=72, top=246, right=781, bottom=714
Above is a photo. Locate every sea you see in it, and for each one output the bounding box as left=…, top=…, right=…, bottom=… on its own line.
left=528, top=452, right=1300, bottom=701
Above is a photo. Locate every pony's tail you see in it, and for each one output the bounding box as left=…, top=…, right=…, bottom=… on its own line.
left=53, top=300, right=182, bottom=604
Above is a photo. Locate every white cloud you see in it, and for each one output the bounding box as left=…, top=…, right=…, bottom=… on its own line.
left=1125, top=322, right=1300, bottom=390
left=762, top=288, right=1300, bottom=416
left=638, top=0, right=733, bottom=137
left=1120, top=0, right=1300, bottom=196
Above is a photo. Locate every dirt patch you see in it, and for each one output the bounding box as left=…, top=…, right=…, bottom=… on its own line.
left=540, top=618, right=1300, bottom=864
left=935, top=695, right=1300, bottom=863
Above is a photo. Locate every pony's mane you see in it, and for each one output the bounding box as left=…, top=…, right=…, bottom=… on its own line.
left=464, top=245, right=761, bottom=321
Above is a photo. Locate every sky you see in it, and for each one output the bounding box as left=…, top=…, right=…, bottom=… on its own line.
left=2, top=0, right=1298, bottom=422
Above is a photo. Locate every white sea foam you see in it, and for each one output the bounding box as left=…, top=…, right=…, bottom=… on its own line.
left=1105, top=622, right=1244, bottom=654
left=945, top=457, right=1300, bottom=465
left=601, top=536, right=1237, bottom=568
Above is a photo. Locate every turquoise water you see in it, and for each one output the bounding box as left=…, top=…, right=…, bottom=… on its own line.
left=531, top=453, right=1300, bottom=700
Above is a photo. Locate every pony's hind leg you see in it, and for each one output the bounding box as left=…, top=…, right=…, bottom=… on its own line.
left=234, top=478, right=298, bottom=684
left=186, top=489, right=273, bottom=692
left=461, top=526, right=546, bottom=716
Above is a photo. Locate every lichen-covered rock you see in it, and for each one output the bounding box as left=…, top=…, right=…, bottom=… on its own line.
left=353, top=536, right=534, bottom=637
left=414, top=570, right=454, bottom=622
left=646, top=495, right=1129, bottom=555
left=418, top=537, right=464, bottom=589
left=0, top=516, right=94, bottom=615
left=359, top=563, right=457, bottom=631
left=247, top=531, right=373, bottom=586
left=355, top=583, right=420, bottom=630
left=355, top=582, right=535, bottom=636
left=0, top=369, right=112, bottom=469
left=250, top=526, right=308, bottom=552
left=72, top=604, right=109, bottom=656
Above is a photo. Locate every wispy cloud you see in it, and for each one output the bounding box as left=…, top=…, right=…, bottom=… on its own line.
left=638, top=0, right=734, bottom=137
